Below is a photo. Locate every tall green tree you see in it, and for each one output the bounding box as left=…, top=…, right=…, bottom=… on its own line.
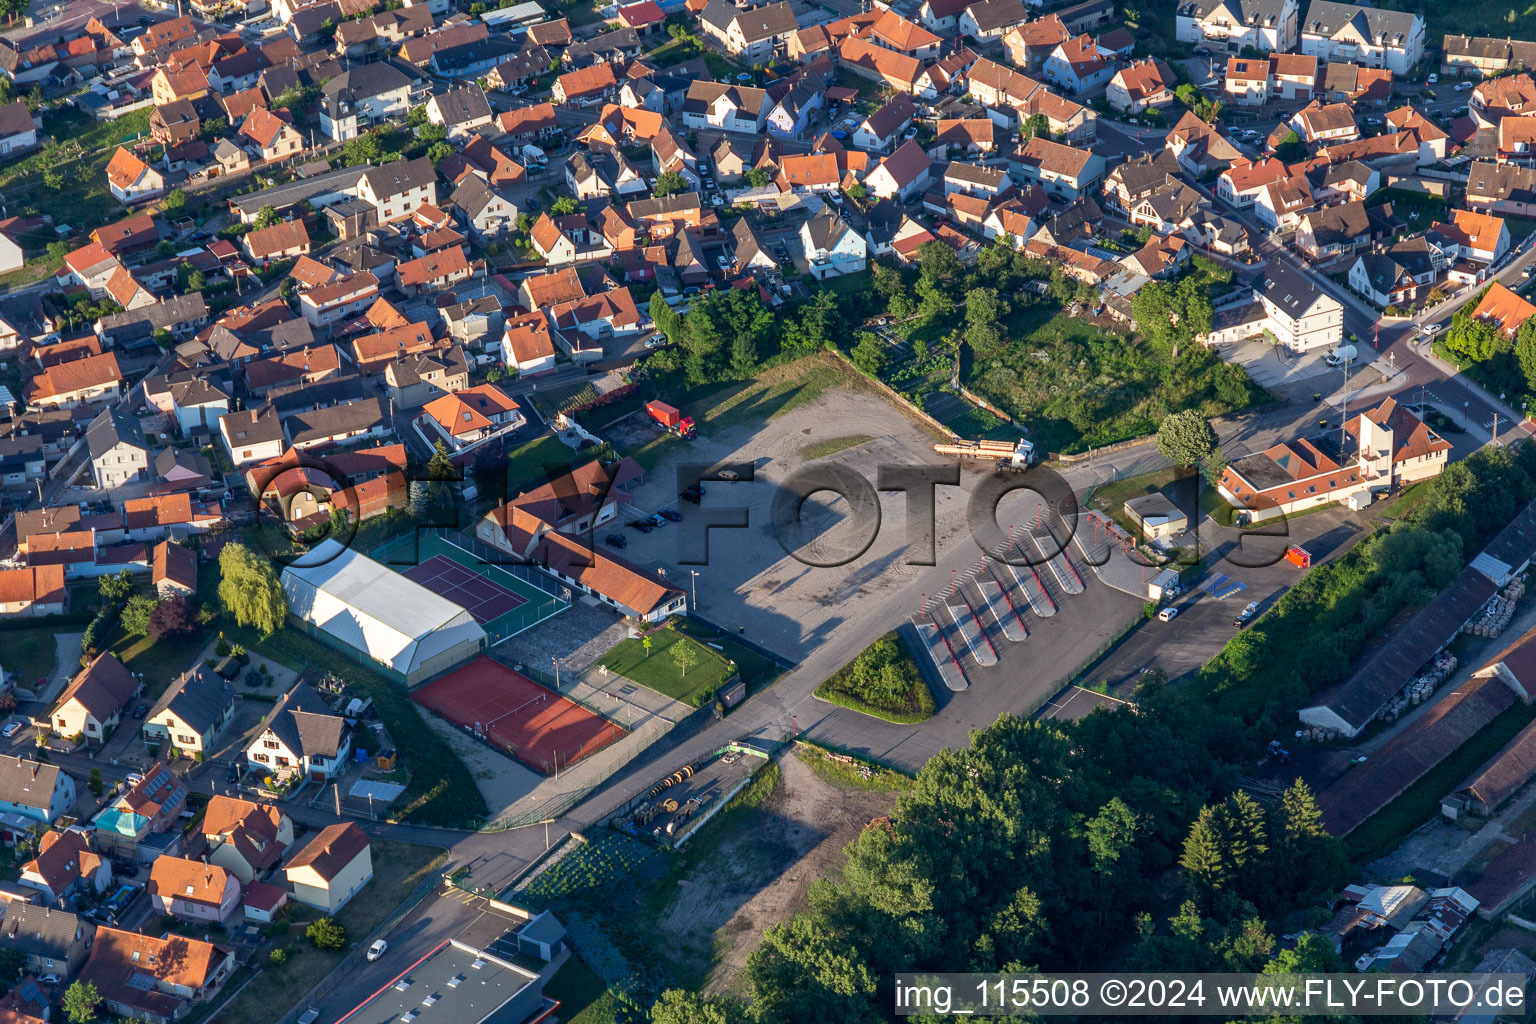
left=217, top=543, right=287, bottom=637
left=1179, top=805, right=1230, bottom=901
left=427, top=441, right=458, bottom=481
left=63, top=980, right=100, bottom=1024
left=1156, top=410, right=1219, bottom=467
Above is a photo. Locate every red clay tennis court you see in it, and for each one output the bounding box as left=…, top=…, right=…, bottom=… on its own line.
left=412, top=657, right=626, bottom=775
left=400, top=554, right=527, bottom=625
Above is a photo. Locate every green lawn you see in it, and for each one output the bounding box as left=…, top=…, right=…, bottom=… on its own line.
left=600, top=627, right=736, bottom=706
left=211, top=840, right=445, bottom=1024
left=813, top=632, right=935, bottom=724
left=1345, top=701, right=1536, bottom=862
left=670, top=618, right=784, bottom=697
left=2, top=628, right=57, bottom=686
left=108, top=627, right=208, bottom=698
left=506, top=434, right=584, bottom=498
left=1374, top=187, right=1449, bottom=236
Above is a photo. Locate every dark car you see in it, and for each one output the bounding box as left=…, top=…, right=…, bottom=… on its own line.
left=647, top=513, right=667, bottom=527
left=627, top=521, right=653, bottom=532
left=604, top=534, right=628, bottom=549
left=658, top=508, right=683, bottom=522
left=680, top=490, right=702, bottom=505
left=227, top=763, right=242, bottom=783
left=131, top=704, right=148, bottom=720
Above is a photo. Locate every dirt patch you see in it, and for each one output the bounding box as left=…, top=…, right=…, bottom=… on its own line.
left=652, top=750, right=896, bottom=997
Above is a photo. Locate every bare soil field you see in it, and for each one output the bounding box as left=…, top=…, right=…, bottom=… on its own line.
left=652, top=749, right=898, bottom=996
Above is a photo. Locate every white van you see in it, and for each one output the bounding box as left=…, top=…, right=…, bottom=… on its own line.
left=1325, top=344, right=1358, bottom=367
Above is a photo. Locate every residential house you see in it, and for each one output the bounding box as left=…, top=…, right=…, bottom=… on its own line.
left=85, top=407, right=148, bottom=489
left=681, top=81, right=770, bottom=133
left=80, top=926, right=235, bottom=1024
left=0, top=565, right=67, bottom=617
left=425, top=85, right=494, bottom=141
left=91, top=764, right=187, bottom=862
left=242, top=219, right=310, bottom=264
left=1430, top=209, right=1510, bottom=264
left=501, top=312, right=558, bottom=375
left=245, top=683, right=352, bottom=781
left=1443, top=34, right=1536, bottom=77
left=1470, top=281, right=1536, bottom=336
left=0, top=101, right=38, bottom=156
left=50, top=653, right=137, bottom=745
left=959, top=0, right=1030, bottom=42
left=104, top=148, right=164, bottom=205
left=285, top=822, right=372, bottom=913
left=865, top=139, right=932, bottom=201
left=18, top=831, right=109, bottom=906
left=284, top=397, right=388, bottom=451
left=698, top=0, right=797, bottom=62
left=151, top=540, right=196, bottom=599
left=800, top=206, right=867, bottom=280
left=1107, top=58, right=1175, bottom=113
left=149, top=856, right=240, bottom=924
left=1165, top=110, right=1242, bottom=175
left=1041, top=34, right=1114, bottom=94
left=318, top=59, right=417, bottom=141
left=1002, top=14, right=1071, bottom=72
left=1255, top=259, right=1344, bottom=351
left=356, top=157, right=437, bottom=225
left=1175, top=0, right=1299, bottom=51
left=1293, top=201, right=1392, bottom=261
left=1467, top=160, right=1536, bottom=217
left=219, top=406, right=286, bottom=466
left=853, top=94, right=917, bottom=153
left=1224, top=55, right=1272, bottom=104
left=0, top=903, right=93, bottom=980
left=238, top=106, right=303, bottom=162
left=0, top=757, right=74, bottom=825
left=1291, top=99, right=1359, bottom=143
left=298, top=271, right=381, bottom=327
left=552, top=62, right=617, bottom=105
left=766, top=81, right=823, bottom=138
left=201, top=796, right=293, bottom=883
left=1348, top=237, right=1446, bottom=307
left=1012, top=136, right=1104, bottom=201
left=420, top=384, right=524, bottom=450
left=451, top=175, right=518, bottom=239
left=142, top=668, right=235, bottom=759
left=1298, top=1, right=1424, bottom=75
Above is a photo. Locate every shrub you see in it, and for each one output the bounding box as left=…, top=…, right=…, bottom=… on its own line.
left=814, top=632, right=935, bottom=723
left=306, top=917, right=346, bottom=950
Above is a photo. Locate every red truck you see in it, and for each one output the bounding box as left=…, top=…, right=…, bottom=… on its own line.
left=646, top=400, right=696, bottom=439
left=1284, top=546, right=1312, bottom=569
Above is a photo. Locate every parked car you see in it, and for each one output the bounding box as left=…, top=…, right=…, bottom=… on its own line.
left=1233, top=601, right=1259, bottom=628
left=1427, top=73, right=1439, bottom=83
left=132, top=704, right=148, bottom=719
left=367, top=940, right=388, bottom=962
left=39, top=975, right=60, bottom=986
left=1, top=721, right=21, bottom=738
left=604, top=534, right=628, bottom=549
left=626, top=521, right=653, bottom=532
left=1157, top=606, right=1179, bottom=622
left=658, top=508, right=683, bottom=522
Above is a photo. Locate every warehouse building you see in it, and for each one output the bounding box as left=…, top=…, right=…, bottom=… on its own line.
left=279, top=538, right=486, bottom=684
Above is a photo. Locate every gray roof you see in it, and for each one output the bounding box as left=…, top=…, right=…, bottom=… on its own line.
left=85, top=406, right=147, bottom=460
left=1177, top=0, right=1291, bottom=27
left=701, top=0, right=796, bottom=42
left=227, top=165, right=368, bottom=219
left=804, top=205, right=854, bottom=251
left=1258, top=260, right=1332, bottom=318
left=221, top=405, right=284, bottom=447
left=284, top=396, right=385, bottom=445
left=341, top=939, right=541, bottom=1024
left=1301, top=0, right=1421, bottom=44
left=0, top=755, right=68, bottom=813
left=322, top=58, right=417, bottom=108
left=564, top=26, right=640, bottom=63
left=150, top=667, right=234, bottom=737
left=0, top=904, right=90, bottom=964
left=732, top=216, right=773, bottom=267
left=262, top=683, right=348, bottom=759
left=433, top=85, right=493, bottom=127
left=451, top=173, right=508, bottom=218
left=360, top=156, right=437, bottom=200
left=96, top=292, right=209, bottom=339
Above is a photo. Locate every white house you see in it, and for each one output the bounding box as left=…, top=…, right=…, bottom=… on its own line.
left=1176, top=0, right=1299, bottom=52
left=285, top=823, right=373, bottom=913
left=0, top=756, right=76, bottom=825
left=1255, top=260, right=1344, bottom=352
left=105, top=148, right=165, bottom=205
left=800, top=206, right=867, bottom=280
left=865, top=140, right=932, bottom=202
left=1297, top=1, right=1424, bottom=75
left=245, top=683, right=352, bottom=782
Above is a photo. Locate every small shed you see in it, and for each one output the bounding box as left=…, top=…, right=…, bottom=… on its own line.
left=516, top=909, right=567, bottom=961
left=242, top=879, right=289, bottom=923
left=1123, top=492, right=1188, bottom=542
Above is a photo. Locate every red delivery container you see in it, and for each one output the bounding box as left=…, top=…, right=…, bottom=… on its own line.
left=646, top=400, right=682, bottom=428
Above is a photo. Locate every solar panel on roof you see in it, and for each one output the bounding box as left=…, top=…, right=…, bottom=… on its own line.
left=126, top=973, right=158, bottom=991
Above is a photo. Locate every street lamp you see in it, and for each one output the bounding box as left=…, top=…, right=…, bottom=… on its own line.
left=689, top=570, right=699, bottom=609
